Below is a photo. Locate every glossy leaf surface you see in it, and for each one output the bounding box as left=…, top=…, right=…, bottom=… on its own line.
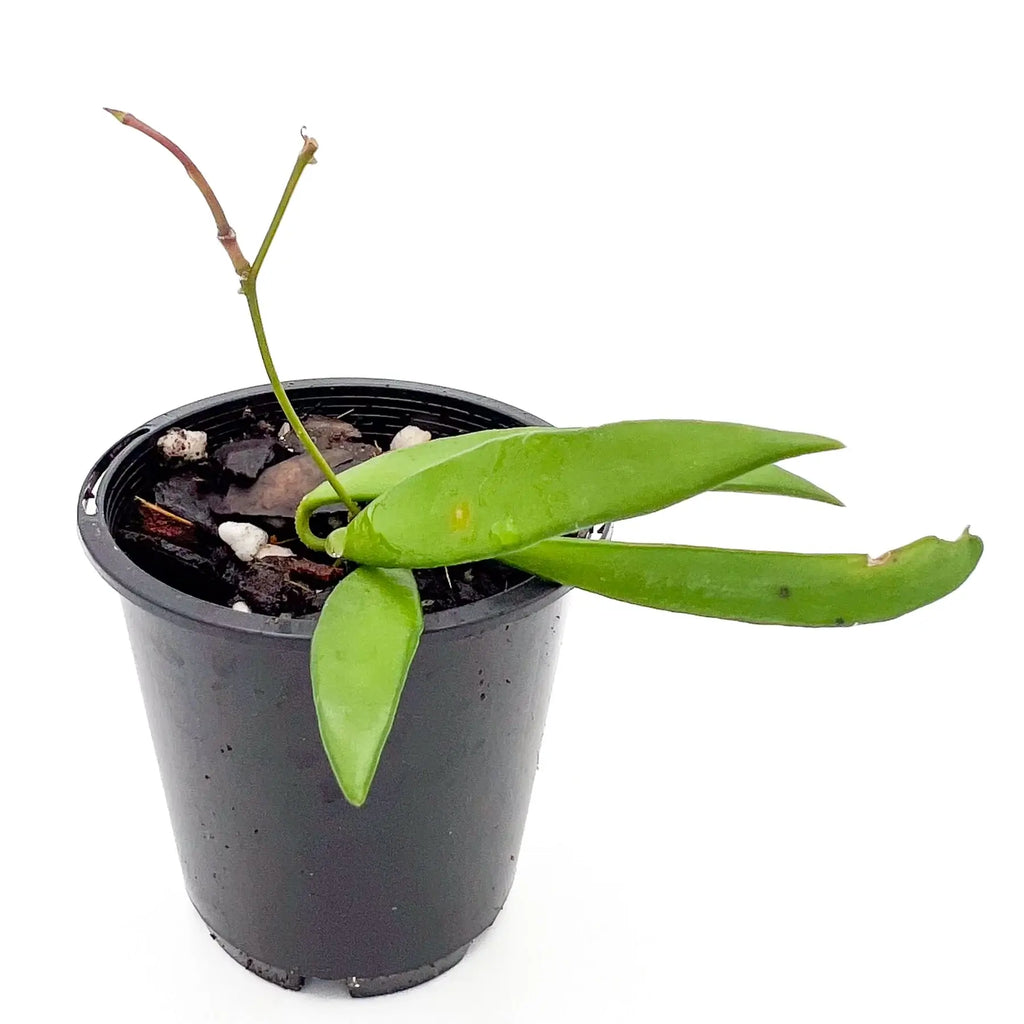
left=304, top=428, right=541, bottom=506
left=503, top=531, right=982, bottom=625
left=714, top=464, right=843, bottom=506
left=310, top=567, right=423, bottom=806
left=296, top=428, right=540, bottom=550
left=342, top=420, right=843, bottom=568
left=298, top=430, right=841, bottom=553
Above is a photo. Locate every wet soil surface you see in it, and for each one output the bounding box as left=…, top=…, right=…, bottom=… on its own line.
left=116, top=409, right=529, bottom=617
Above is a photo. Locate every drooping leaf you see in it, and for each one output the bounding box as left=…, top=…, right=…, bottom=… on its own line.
left=341, top=421, right=843, bottom=568
left=310, top=567, right=423, bottom=806
left=502, top=530, right=982, bottom=625
left=713, top=464, right=843, bottom=506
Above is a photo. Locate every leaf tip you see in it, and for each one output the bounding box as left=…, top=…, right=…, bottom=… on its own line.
left=812, top=484, right=845, bottom=507
left=961, top=525, right=983, bottom=560
left=103, top=107, right=128, bottom=123
left=343, top=784, right=369, bottom=808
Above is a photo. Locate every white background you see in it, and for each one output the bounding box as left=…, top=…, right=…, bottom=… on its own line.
left=2, top=2, right=1021, bottom=1021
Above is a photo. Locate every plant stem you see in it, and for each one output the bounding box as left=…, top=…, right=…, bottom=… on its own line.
left=104, top=109, right=251, bottom=278
left=244, top=286, right=361, bottom=518
left=239, top=132, right=360, bottom=518
left=106, top=109, right=360, bottom=522
left=249, top=132, right=318, bottom=283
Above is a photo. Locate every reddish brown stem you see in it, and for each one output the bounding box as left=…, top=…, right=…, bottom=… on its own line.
left=104, top=108, right=251, bottom=278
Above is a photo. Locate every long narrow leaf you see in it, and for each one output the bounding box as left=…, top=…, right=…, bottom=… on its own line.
left=304, top=427, right=542, bottom=507
left=502, top=531, right=982, bottom=625
left=311, top=567, right=423, bottom=806
left=342, top=421, right=843, bottom=567
left=298, top=430, right=841, bottom=551
left=714, top=464, right=843, bottom=506
left=302, top=430, right=838, bottom=513
left=297, top=428, right=540, bottom=550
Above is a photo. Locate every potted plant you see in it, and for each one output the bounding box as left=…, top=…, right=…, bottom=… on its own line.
left=79, top=112, right=982, bottom=996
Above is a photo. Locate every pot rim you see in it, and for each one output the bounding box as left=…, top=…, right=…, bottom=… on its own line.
left=78, top=377, right=575, bottom=642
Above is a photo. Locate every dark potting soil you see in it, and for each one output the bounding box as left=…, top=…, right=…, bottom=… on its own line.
left=115, top=408, right=530, bottom=617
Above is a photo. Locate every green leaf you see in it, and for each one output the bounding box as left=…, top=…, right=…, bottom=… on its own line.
left=310, top=567, right=423, bottom=806
left=297, top=428, right=540, bottom=551
left=297, top=431, right=841, bottom=553
left=502, top=530, right=982, bottom=625
left=304, top=428, right=542, bottom=506
left=342, top=421, right=843, bottom=568
left=714, top=464, right=843, bottom=506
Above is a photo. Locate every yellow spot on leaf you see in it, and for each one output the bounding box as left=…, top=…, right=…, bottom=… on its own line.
left=450, top=501, right=471, bottom=531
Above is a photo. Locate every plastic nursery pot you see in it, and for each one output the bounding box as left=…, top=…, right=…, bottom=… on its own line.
left=78, top=378, right=573, bottom=996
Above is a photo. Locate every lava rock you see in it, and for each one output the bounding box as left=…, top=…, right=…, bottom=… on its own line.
left=213, top=437, right=280, bottom=483
left=153, top=475, right=218, bottom=528
left=237, top=561, right=316, bottom=616
left=120, top=529, right=243, bottom=603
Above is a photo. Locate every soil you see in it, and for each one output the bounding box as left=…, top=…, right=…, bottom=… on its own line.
left=116, top=408, right=529, bottom=617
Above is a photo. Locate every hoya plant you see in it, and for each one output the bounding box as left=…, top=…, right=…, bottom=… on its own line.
left=106, top=111, right=983, bottom=808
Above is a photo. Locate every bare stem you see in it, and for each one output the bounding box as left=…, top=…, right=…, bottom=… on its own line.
left=105, top=110, right=359, bottom=524
left=249, top=132, right=319, bottom=285
left=104, top=108, right=251, bottom=278
left=244, top=286, right=361, bottom=519
left=239, top=134, right=359, bottom=517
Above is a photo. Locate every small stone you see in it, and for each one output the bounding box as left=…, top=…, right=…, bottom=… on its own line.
left=256, top=544, right=295, bottom=559
left=390, top=425, right=432, bottom=450
left=231, top=601, right=252, bottom=613
left=218, top=522, right=269, bottom=562
left=157, top=428, right=208, bottom=461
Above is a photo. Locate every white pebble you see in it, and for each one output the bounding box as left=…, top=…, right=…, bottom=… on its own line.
left=231, top=601, right=251, bottom=613
left=390, top=425, right=432, bottom=450
left=157, top=427, right=208, bottom=461
left=218, top=521, right=269, bottom=562
left=256, top=544, right=295, bottom=559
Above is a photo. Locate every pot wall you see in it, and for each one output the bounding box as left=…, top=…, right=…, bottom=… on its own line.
left=79, top=379, right=572, bottom=987
left=122, top=588, right=564, bottom=979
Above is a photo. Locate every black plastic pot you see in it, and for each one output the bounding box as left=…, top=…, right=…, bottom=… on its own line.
left=78, top=379, right=572, bottom=995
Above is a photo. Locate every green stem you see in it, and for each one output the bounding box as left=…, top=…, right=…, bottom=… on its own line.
left=295, top=492, right=328, bottom=552
left=249, top=133, right=317, bottom=283
left=244, top=286, right=360, bottom=519
left=241, top=132, right=360, bottom=520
